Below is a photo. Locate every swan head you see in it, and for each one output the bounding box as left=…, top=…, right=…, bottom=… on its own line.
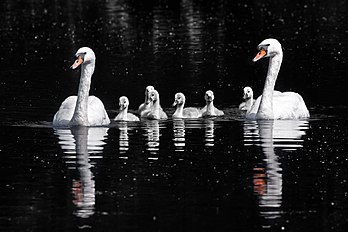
left=71, top=47, right=96, bottom=69
left=253, top=38, right=282, bottom=62
left=173, top=92, right=186, bottom=107
left=145, top=85, right=155, bottom=103
left=204, top=90, right=214, bottom=103
left=147, top=89, right=159, bottom=104
left=119, top=96, right=129, bottom=110
left=145, top=86, right=155, bottom=94
left=243, top=86, right=253, bottom=100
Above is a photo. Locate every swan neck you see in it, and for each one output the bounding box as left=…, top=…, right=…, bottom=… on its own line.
left=245, top=98, right=254, bottom=110
left=174, top=104, right=184, bottom=117
left=117, top=107, right=128, bottom=120
left=70, top=63, right=95, bottom=126
left=153, top=99, right=160, bottom=111
left=206, top=101, right=215, bottom=113
left=257, top=52, right=282, bottom=119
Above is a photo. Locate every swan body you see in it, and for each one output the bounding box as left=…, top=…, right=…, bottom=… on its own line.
left=172, top=92, right=201, bottom=119
left=138, top=85, right=155, bottom=117
left=115, top=96, right=139, bottom=121
left=53, top=47, right=110, bottom=127
left=239, top=86, right=255, bottom=112
left=200, top=90, right=224, bottom=117
left=142, top=89, right=168, bottom=120
left=246, top=38, right=309, bottom=120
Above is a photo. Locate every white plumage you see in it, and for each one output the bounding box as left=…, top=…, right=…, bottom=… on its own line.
left=246, top=39, right=309, bottom=120
left=172, top=92, right=201, bottom=119
left=53, top=47, right=110, bottom=127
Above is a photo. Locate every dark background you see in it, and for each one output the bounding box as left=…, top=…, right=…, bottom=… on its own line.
left=0, top=0, right=347, bottom=122
left=1, top=1, right=348, bottom=231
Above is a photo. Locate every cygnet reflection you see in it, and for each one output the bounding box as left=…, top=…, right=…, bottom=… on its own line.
left=173, top=119, right=186, bottom=152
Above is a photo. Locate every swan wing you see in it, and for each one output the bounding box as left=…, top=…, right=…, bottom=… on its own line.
left=239, top=102, right=246, bottom=110
left=247, top=92, right=309, bottom=119
left=53, top=96, right=77, bottom=127
left=159, top=108, right=168, bottom=119
left=127, top=113, right=140, bottom=121
left=214, top=107, right=224, bottom=116
left=273, top=92, right=309, bottom=119
left=87, top=96, right=110, bottom=126
left=183, top=107, right=201, bottom=118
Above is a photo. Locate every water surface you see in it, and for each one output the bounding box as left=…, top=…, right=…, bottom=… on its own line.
left=1, top=0, right=348, bottom=231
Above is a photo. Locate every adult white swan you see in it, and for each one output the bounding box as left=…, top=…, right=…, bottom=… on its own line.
left=53, top=47, right=110, bottom=127
left=246, top=39, right=310, bottom=120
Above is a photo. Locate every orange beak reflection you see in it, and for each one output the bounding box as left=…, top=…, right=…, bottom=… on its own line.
left=253, top=49, right=267, bottom=62
left=71, top=56, right=84, bottom=69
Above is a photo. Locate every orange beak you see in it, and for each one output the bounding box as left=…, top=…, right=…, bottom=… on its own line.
left=70, top=56, right=84, bottom=69
left=253, top=49, right=267, bottom=62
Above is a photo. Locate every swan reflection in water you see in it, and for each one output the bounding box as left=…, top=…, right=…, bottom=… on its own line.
left=115, top=121, right=129, bottom=156
left=173, top=119, right=186, bottom=152
left=144, top=120, right=160, bottom=159
left=54, top=126, right=108, bottom=218
left=204, top=119, right=215, bottom=147
left=243, top=119, right=308, bottom=227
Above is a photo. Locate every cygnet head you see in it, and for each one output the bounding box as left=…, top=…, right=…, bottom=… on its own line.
left=145, top=85, right=155, bottom=104
left=71, top=47, right=96, bottom=69
left=147, top=89, right=159, bottom=104
left=253, top=38, right=282, bottom=62
left=173, top=92, right=186, bottom=107
left=145, top=85, right=155, bottom=95
left=119, top=96, right=129, bottom=110
left=243, top=86, right=253, bottom=100
left=204, top=90, right=215, bottom=103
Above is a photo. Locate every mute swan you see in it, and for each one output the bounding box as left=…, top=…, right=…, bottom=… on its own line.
left=200, top=90, right=224, bottom=117
left=142, top=89, right=168, bottom=120
left=172, top=92, right=201, bottom=119
left=115, top=96, right=140, bottom=121
left=239, top=86, right=255, bottom=111
left=138, top=85, right=155, bottom=117
left=246, top=38, right=310, bottom=120
left=53, top=47, right=110, bottom=127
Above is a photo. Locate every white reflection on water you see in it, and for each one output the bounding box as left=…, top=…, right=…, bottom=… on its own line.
left=204, top=119, right=215, bottom=147
left=173, top=119, right=186, bottom=152
left=143, top=120, right=160, bottom=159
left=243, top=120, right=309, bottom=225
left=116, top=121, right=129, bottom=155
left=54, top=126, right=108, bottom=219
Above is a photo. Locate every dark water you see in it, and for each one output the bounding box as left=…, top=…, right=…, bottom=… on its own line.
left=1, top=0, right=348, bottom=231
